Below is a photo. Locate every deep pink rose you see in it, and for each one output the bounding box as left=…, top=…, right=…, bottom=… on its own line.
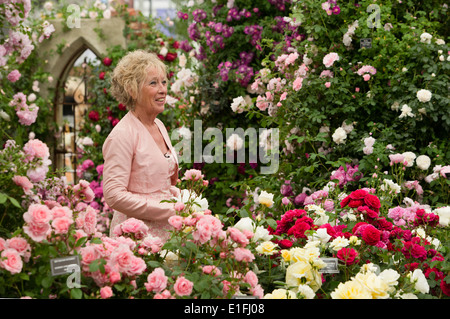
left=100, top=286, right=113, bottom=299
left=174, top=276, right=194, bottom=297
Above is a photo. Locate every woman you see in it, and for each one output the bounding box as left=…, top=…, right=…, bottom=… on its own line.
left=102, top=50, right=180, bottom=242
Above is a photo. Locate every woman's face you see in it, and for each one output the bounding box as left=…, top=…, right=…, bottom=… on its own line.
left=135, top=66, right=168, bottom=116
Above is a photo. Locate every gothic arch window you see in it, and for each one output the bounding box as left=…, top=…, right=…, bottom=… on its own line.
left=53, top=45, right=100, bottom=185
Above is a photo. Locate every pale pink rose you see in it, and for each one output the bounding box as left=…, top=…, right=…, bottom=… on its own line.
left=51, top=206, right=73, bottom=219
left=168, top=215, right=184, bottom=230
left=174, top=202, right=185, bottom=212
left=227, top=227, right=249, bottom=247
left=23, top=138, right=49, bottom=160
left=202, top=265, right=222, bottom=276
left=80, top=245, right=100, bottom=270
left=100, top=286, right=113, bottom=299
left=6, top=237, right=30, bottom=257
left=52, top=216, right=73, bottom=234
left=174, top=276, right=194, bottom=297
left=23, top=204, right=52, bottom=225
left=12, top=175, right=33, bottom=194
left=280, top=91, right=287, bottom=101
left=145, top=268, right=168, bottom=293
left=251, top=284, right=264, bottom=298
left=109, top=244, right=134, bottom=273
left=26, top=164, right=48, bottom=182
left=120, top=218, right=148, bottom=238
left=0, top=238, right=6, bottom=251
left=182, top=169, right=204, bottom=181
left=154, top=289, right=173, bottom=299
left=233, top=247, right=255, bottom=262
left=389, top=153, right=405, bottom=164
left=23, top=222, right=51, bottom=242
left=323, top=52, right=340, bottom=68
left=141, top=236, right=163, bottom=254
left=244, top=270, right=259, bottom=288
left=285, top=52, right=299, bottom=66
left=293, top=76, right=303, bottom=91
left=0, top=248, right=23, bottom=274
left=193, top=215, right=223, bottom=244
left=73, top=179, right=95, bottom=202
left=76, top=206, right=97, bottom=235
left=363, top=74, right=371, bottom=81
left=126, top=256, right=146, bottom=276
left=325, top=81, right=331, bottom=88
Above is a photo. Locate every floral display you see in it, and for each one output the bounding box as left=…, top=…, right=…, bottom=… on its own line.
left=0, top=0, right=449, bottom=301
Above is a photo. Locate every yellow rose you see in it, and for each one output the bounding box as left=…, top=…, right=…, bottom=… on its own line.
left=281, top=249, right=291, bottom=262
left=353, top=272, right=390, bottom=299
left=285, top=261, right=322, bottom=292
left=330, top=280, right=373, bottom=299
left=264, top=289, right=297, bottom=299
left=256, top=241, right=278, bottom=255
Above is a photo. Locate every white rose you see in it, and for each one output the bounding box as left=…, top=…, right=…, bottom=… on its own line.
left=332, top=127, right=347, bottom=145
left=379, top=269, right=400, bottom=289
left=329, top=236, right=349, bottom=251
left=308, top=228, right=331, bottom=245
left=226, top=133, right=244, bottom=151
left=416, top=89, right=432, bottom=102
left=258, top=190, right=274, bottom=208
left=419, top=32, right=432, bottom=44
left=253, top=226, right=273, bottom=242
left=410, top=269, right=429, bottom=294
left=416, top=155, right=431, bottom=170
left=402, top=151, right=416, bottom=167
left=434, top=206, right=450, bottom=227
left=297, top=284, right=315, bottom=299
left=234, top=217, right=255, bottom=233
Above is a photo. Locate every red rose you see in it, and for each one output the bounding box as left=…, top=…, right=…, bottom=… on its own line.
left=410, top=243, right=427, bottom=260
left=165, top=52, right=178, bottom=62
left=111, top=118, right=119, bottom=127
left=277, top=239, right=293, bottom=249
left=349, top=189, right=369, bottom=200
left=103, top=57, right=112, bottom=66
left=361, top=224, right=380, bottom=245
left=172, top=41, right=180, bottom=49
left=357, top=206, right=379, bottom=220
left=99, top=71, right=105, bottom=80
left=364, top=193, right=381, bottom=211
left=348, top=199, right=364, bottom=208
left=118, top=103, right=127, bottom=111
left=337, top=248, right=359, bottom=265
left=88, top=110, right=99, bottom=121
left=440, top=279, right=450, bottom=297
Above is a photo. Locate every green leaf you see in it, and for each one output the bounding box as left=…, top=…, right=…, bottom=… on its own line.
left=70, top=288, right=83, bottom=299
left=8, top=196, right=21, bottom=208
left=0, top=193, right=7, bottom=204
left=41, top=276, right=53, bottom=289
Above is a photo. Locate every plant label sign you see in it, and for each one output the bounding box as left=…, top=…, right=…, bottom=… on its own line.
left=360, top=38, right=372, bottom=49
left=319, top=258, right=339, bottom=274
left=50, top=255, right=80, bottom=276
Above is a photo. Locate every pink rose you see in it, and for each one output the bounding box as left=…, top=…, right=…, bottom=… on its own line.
left=174, top=276, right=194, bottom=297
left=23, top=204, right=52, bottom=225
left=120, top=218, right=148, bottom=238
left=227, top=227, right=249, bottom=247
left=325, top=81, right=331, bottom=88
left=0, top=248, right=23, bottom=274
left=233, top=247, right=255, bottom=262
left=323, top=52, right=340, bottom=68
left=293, top=76, right=303, bottom=91
left=80, top=245, right=100, bottom=269
left=109, top=244, right=134, bottom=273
left=168, top=215, right=184, bottom=230
left=51, top=206, right=73, bottom=219
left=126, top=256, right=146, bottom=276
left=23, top=222, right=51, bottom=242
left=202, top=265, right=222, bottom=276
left=52, top=216, right=73, bottom=234
left=174, top=202, right=185, bottom=212
left=182, top=169, right=204, bottom=181
left=145, top=268, right=168, bottom=293
left=7, top=69, right=21, bottom=82
left=363, top=74, right=371, bottom=81
left=6, top=237, right=30, bottom=257
left=100, top=286, right=113, bottom=299
left=12, top=175, right=33, bottom=194
left=23, top=139, right=49, bottom=161
left=244, top=270, right=258, bottom=288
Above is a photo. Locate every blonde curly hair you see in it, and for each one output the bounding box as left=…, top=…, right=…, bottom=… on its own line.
left=110, top=50, right=167, bottom=110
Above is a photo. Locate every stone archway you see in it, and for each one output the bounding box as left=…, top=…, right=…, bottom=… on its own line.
left=36, top=17, right=127, bottom=181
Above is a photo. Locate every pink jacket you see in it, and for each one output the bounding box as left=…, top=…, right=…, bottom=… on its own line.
left=102, top=111, right=179, bottom=223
